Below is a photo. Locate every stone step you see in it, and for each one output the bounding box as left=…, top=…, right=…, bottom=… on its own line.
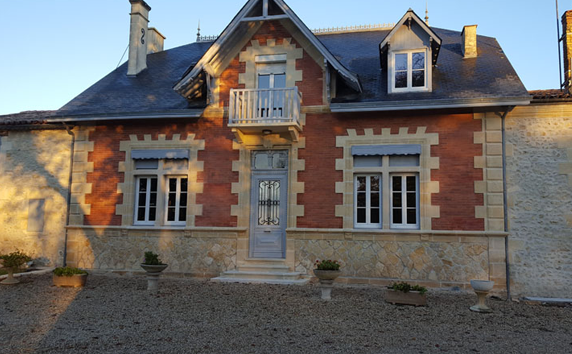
left=211, top=269, right=310, bottom=285
left=211, top=277, right=309, bottom=285
left=218, top=270, right=302, bottom=280
left=237, top=264, right=291, bottom=273
left=237, top=258, right=288, bottom=267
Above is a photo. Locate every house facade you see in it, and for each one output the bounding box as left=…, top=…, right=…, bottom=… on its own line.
left=1, top=0, right=570, bottom=297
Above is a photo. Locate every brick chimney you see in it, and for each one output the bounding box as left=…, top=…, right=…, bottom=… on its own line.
left=562, top=11, right=572, bottom=90
left=127, top=0, right=151, bottom=76
left=461, top=25, right=478, bottom=59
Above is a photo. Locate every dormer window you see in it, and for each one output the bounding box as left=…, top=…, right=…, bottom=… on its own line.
left=390, top=49, right=429, bottom=93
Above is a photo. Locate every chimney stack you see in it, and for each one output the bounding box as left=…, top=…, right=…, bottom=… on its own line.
left=562, top=11, right=572, bottom=90
left=461, top=25, right=478, bottom=59
left=127, top=0, right=151, bottom=76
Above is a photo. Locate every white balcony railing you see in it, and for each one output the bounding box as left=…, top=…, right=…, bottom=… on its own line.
left=229, top=87, right=301, bottom=126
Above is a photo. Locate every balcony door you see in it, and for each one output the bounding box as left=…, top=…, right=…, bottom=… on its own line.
left=257, top=62, right=286, bottom=119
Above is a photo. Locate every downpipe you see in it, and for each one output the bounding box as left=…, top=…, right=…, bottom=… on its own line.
left=62, top=123, right=76, bottom=267
left=501, top=108, right=511, bottom=301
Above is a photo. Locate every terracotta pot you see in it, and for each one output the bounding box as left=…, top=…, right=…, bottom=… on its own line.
left=385, top=289, right=427, bottom=306
left=53, top=273, right=88, bottom=288
left=140, top=264, right=168, bottom=273
left=313, top=269, right=341, bottom=281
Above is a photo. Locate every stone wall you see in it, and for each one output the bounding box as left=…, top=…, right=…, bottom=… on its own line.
left=0, top=129, right=72, bottom=266
left=66, top=227, right=241, bottom=277
left=506, top=104, right=572, bottom=298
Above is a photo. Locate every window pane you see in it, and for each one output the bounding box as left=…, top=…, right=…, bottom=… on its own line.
left=169, top=178, right=177, bottom=191
left=137, top=208, right=145, bottom=221
left=167, top=208, right=175, bottom=221
left=274, top=74, right=286, bottom=88
left=395, top=54, right=407, bottom=71
left=150, top=178, right=157, bottom=192
left=138, top=194, right=146, bottom=207
left=407, top=192, right=416, bottom=206
left=393, top=193, right=402, bottom=208
left=139, top=178, right=147, bottom=192
left=371, top=192, right=380, bottom=207
left=412, top=52, right=425, bottom=70
left=179, top=208, right=187, bottom=222
left=258, top=74, right=270, bottom=89
left=150, top=192, right=157, bottom=206
left=371, top=176, right=380, bottom=192
left=357, top=193, right=366, bottom=207
left=168, top=193, right=176, bottom=207
left=180, top=193, right=188, bottom=207
left=407, top=209, right=417, bottom=224
left=412, top=70, right=425, bottom=87
left=393, top=209, right=402, bottom=224
left=392, top=176, right=402, bottom=191
left=357, top=208, right=366, bottom=223
left=395, top=71, right=407, bottom=88
left=371, top=208, right=380, bottom=224
left=149, top=208, right=156, bottom=221
left=181, top=178, right=188, bottom=191
left=357, top=177, right=366, bottom=191
left=406, top=176, right=416, bottom=192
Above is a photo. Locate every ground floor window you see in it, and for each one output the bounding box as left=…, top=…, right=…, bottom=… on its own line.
left=390, top=174, right=419, bottom=229
left=135, top=177, right=158, bottom=225
left=165, top=177, right=188, bottom=225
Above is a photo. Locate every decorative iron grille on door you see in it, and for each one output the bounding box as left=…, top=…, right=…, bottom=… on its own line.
left=258, top=180, right=281, bottom=225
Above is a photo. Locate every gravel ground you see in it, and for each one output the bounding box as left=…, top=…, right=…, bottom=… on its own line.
left=0, top=273, right=571, bottom=354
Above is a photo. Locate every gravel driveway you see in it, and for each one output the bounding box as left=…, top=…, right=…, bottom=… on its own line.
left=1, top=273, right=571, bottom=354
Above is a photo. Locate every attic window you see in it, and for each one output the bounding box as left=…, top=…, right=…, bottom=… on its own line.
left=390, top=50, right=429, bottom=93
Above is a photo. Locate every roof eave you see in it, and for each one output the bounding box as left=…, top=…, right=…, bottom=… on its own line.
left=330, top=97, right=531, bottom=113
left=46, top=109, right=205, bottom=123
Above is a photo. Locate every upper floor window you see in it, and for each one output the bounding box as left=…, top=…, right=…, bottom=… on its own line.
left=390, top=50, right=428, bottom=93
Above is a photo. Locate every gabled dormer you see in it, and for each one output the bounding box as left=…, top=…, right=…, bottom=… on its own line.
left=380, top=9, right=441, bottom=94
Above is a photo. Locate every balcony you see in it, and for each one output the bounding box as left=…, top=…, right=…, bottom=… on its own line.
left=228, top=87, right=302, bottom=141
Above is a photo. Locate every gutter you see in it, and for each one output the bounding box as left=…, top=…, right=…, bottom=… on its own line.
left=62, top=123, right=76, bottom=267
left=330, top=98, right=530, bottom=113
left=501, top=107, right=511, bottom=301
left=45, top=110, right=204, bottom=124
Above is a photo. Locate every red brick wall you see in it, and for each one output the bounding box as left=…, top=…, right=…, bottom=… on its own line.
left=85, top=118, right=238, bottom=227
left=218, top=20, right=324, bottom=108
left=297, top=111, right=485, bottom=231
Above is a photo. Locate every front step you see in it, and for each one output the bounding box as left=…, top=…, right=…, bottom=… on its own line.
left=211, top=258, right=309, bottom=285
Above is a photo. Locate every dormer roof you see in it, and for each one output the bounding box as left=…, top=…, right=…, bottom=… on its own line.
left=379, top=9, right=442, bottom=65
left=173, top=0, right=362, bottom=100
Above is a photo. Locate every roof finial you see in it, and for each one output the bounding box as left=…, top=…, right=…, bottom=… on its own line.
left=425, top=1, right=429, bottom=25
left=196, top=20, right=201, bottom=42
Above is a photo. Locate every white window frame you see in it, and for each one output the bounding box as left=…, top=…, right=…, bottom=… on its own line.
left=164, top=176, right=188, bottom=226
left=133, top=159, right=189, bottom=227
left=354, top=174, right=382, bottom=229
left=388, top=48, right=431, bottom=93
left=389, top=173, right=420, bottom=229
left=134, top=176, right=158, bottom=226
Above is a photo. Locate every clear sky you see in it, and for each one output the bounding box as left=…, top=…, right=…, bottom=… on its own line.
left=0, top=0, right=567, bottom=115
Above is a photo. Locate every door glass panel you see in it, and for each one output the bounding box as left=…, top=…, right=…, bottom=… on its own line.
left=274, top=74, right=286, bottom=88
left=258, top=180, right=280, bottom=226
left=258, top=74, right=270, bottom=89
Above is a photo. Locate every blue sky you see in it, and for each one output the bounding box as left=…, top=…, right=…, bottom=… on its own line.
left=0, top=0, right=567, bottom=115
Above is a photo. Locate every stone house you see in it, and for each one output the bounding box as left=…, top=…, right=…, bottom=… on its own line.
left=1, top=0, right=570, bottom=298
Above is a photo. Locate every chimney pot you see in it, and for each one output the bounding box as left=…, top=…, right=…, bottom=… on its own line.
left=461, top=25, right=478, bottom=59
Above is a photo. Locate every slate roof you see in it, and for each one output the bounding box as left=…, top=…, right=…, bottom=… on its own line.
left=0, top=110, right=57, bottom=126
left=54, top=27, right=529, bottom=119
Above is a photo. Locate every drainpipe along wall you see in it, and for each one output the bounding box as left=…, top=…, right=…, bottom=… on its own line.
left=501, top=108, right=512, bottom=300
left=62, top=123, right=76, bottom=267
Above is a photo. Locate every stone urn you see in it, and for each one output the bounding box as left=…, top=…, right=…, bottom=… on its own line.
left=470, top=280, right=494, bottom=313
left=1, top=267, right=19, bottom=285
left=141, top=264, right=168, bottom=292
left=314, top=269, right=341, bottom=300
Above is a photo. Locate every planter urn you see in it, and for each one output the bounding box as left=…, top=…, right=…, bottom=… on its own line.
left=53, top=273, right=88, bottom=288
left=141, top=264, right=168, bottom=292
left=470, top=280, right=494, bottom=313
left=385, top=290, right=427, bottom=306
left=314, top=269, right=341, bottom=300
left=0, top=268, right=19, bottom=285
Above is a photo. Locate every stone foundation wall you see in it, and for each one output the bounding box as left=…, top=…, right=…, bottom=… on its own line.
left=291, top=230, right=506, bottom=290
left=0, top=129, right=72, bottom=266
left=506, top=105, right=572, bottom=298
left=66, top=227, right=242, bottom=277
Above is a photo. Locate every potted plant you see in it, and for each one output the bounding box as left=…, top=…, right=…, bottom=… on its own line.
left=53, top=266, right=88, bottom=288
left=0, top=250, right=32, bottom=285
left=385, top=282, right=428, bottom=306
left=313, top=259, right=342, bottom=300
left=141, top=251, right=168, bottom=291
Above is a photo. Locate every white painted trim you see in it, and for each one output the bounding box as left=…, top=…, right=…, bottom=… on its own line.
left=388, top=48, right=431, bottom=94
left=389, top=173, right=420, bottom=230
left=354, top=174, right=382, bottom=228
